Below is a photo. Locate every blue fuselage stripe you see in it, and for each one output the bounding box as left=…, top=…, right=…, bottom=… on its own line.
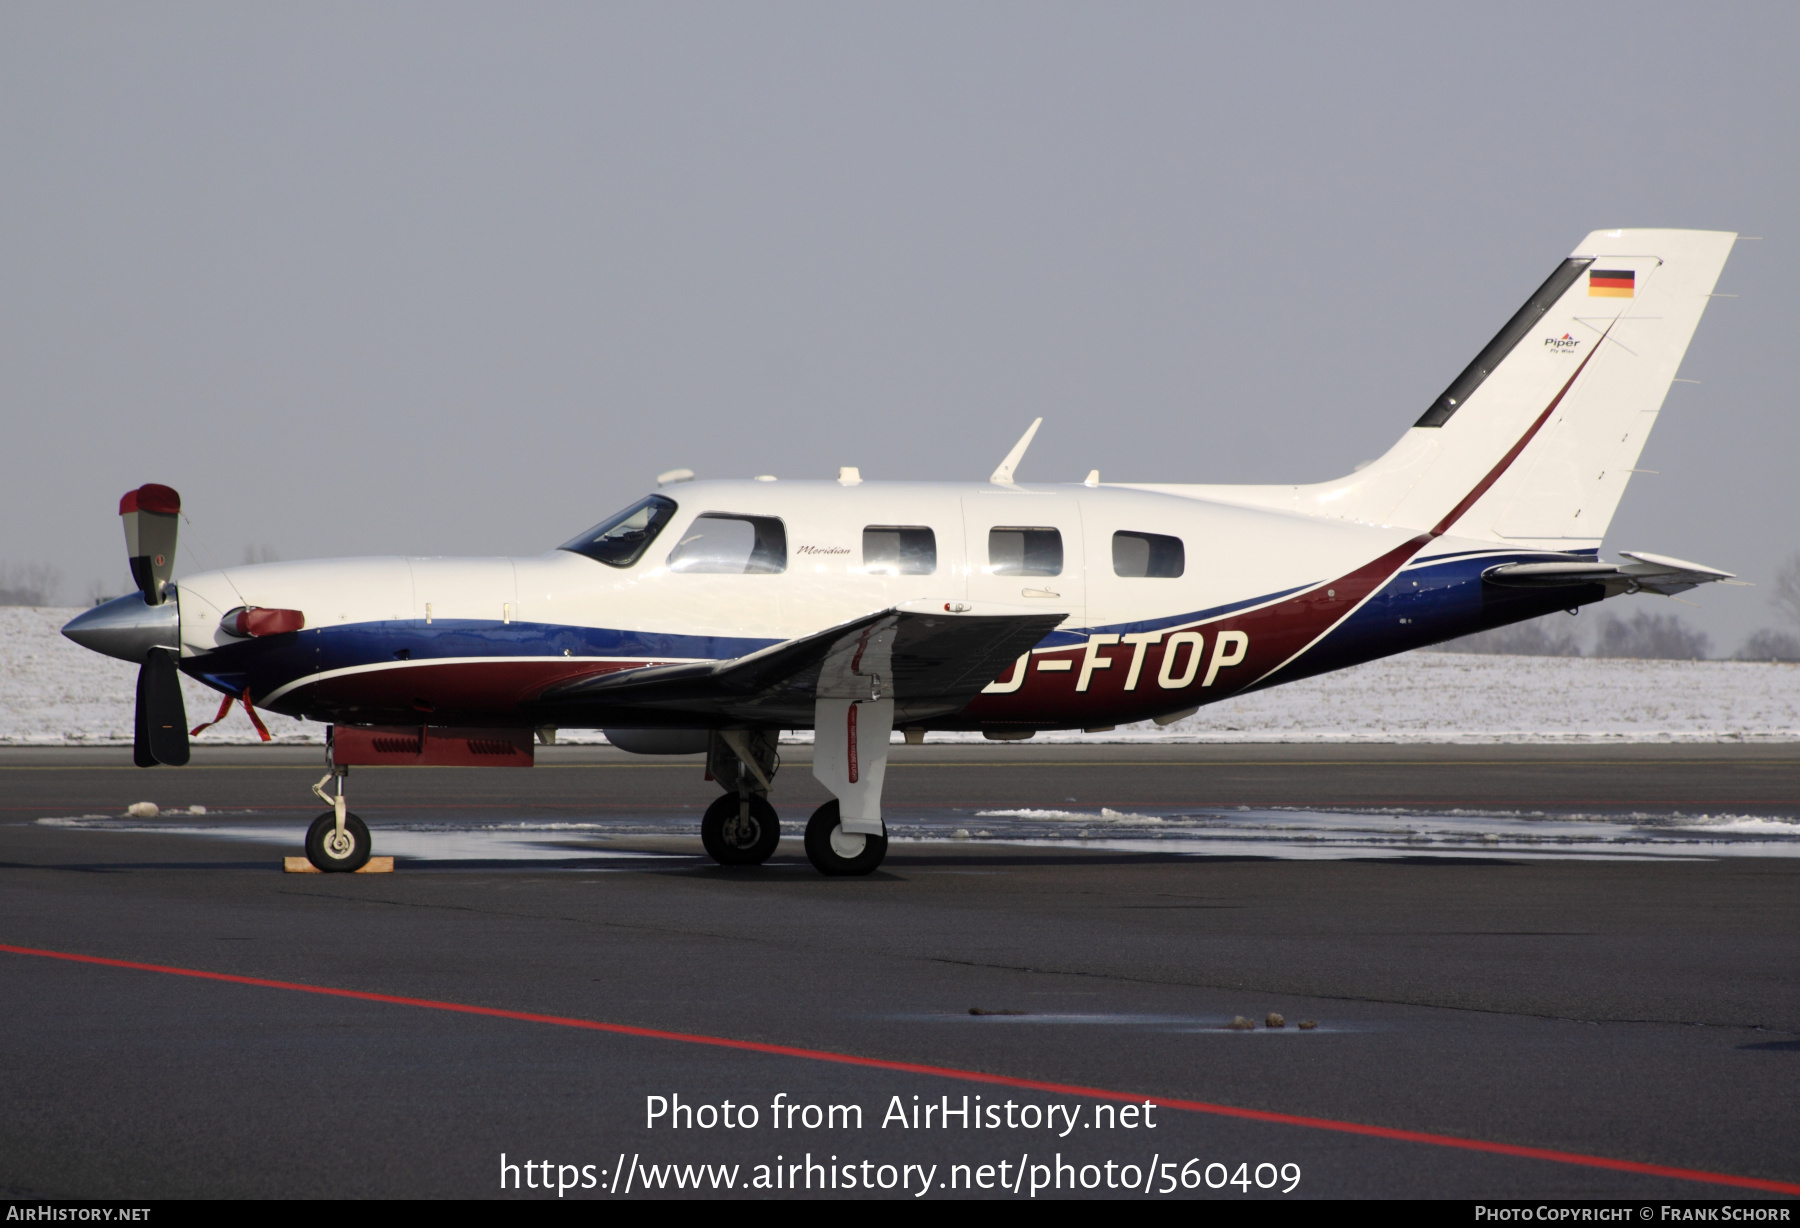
left=183, top=549, right=1599, bottom=712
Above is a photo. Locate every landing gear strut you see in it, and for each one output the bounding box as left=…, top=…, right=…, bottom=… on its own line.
left=702, top=730, right=781, bottom=867
left=305, top=767, right=371, bottom=872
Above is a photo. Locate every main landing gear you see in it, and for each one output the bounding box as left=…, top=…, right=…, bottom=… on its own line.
left=702, top=731, right=784, bottom=867
left=700, top=728, right=888, bottom=876
left=701, top=792, right=780, bottom=865
left=305, top=766, right=371, bottom=872
left=804, top=799, right=887, bottom=876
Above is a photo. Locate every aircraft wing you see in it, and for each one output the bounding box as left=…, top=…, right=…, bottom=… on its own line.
left=535, top=608, right=1065, bottom=726
left=1483, top=551, right=1737, bottom=597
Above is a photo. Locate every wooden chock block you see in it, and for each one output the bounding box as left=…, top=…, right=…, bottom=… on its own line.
left=284, top=856, right=396, bottom=874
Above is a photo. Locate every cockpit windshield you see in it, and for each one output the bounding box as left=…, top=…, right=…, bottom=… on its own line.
left=558, top=494, right=678, bottom=568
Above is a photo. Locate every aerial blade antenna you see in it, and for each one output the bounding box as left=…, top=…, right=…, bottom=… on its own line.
left=989, top=418, right=1042, bottom=486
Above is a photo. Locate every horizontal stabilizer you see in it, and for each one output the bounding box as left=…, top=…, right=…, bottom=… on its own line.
left=1483, top=551, right=1735, bottom=597
left=539, top=608, right=1065, bottom=725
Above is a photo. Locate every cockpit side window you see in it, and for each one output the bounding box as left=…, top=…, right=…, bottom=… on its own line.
left=559, top=495, right=678, bottom=568
left=667, top=514, right=788, bottom=574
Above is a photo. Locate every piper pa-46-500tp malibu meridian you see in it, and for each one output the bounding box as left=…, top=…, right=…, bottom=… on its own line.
left=65, top=228, right=1745, bottom=875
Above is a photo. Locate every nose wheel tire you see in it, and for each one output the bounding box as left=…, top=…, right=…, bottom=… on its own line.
left=305, top=811, right=372, bottom=872
left=701, top=792, right=780, bottom=865
left=803, top=800, right=887, bottom=876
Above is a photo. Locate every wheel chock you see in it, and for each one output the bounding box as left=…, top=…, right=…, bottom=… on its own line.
left=284, top=856, right=395, bottom=874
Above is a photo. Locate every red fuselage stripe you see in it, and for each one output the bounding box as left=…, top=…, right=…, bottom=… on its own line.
left=3, top=942, right=1795, bottom=1195
left=1429, top=322, right=1612, bottom=538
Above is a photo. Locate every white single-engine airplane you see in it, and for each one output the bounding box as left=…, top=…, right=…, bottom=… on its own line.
left=65, top=228, right=1742, bottom=875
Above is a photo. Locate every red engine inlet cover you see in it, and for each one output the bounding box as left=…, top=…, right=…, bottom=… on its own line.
left=232, top=607, right=306, bottom=636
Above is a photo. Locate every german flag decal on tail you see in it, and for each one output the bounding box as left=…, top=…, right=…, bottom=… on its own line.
left=1589, top=268, right=1635, bottom=297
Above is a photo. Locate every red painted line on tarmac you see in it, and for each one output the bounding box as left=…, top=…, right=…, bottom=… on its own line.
left=4, top=942, right=1798, bottom=1196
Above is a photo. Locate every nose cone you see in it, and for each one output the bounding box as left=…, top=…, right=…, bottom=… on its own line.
left=62, top=592, right=181, bottom=663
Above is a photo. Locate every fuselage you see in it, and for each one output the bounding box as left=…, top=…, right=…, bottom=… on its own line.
left=167, top=478, right=1595, bottom=733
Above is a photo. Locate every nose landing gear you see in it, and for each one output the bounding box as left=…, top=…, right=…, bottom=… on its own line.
left=306, top=810, right=372, bottom=871
left=305, top=768, right=372, bottom=872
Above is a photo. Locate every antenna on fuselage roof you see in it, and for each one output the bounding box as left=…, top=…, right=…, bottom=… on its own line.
left=989, top=418, right=1043, bottom=486
left=656, top=468, right=695, bottom=486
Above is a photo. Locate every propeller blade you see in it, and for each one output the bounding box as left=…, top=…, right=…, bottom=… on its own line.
left=137, top=648, right=190, bottom=767
left=120, top=485, right=180, bottom=604
left=133, top=667, right=157, bottom=767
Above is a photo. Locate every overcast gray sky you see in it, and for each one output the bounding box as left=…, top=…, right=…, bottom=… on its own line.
left=4, top=2, right=1795, bottom=650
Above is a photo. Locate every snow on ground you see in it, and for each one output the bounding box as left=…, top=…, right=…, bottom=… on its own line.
left=2, top=607, right=319, bottom=746
left=1083, top=650, right=1800, bottom=745
left=6, top=606, right=1798, bottom=746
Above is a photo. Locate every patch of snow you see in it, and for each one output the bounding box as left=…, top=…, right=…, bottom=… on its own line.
left=905, top=650, right=1800, bottom=744
left=1672, top=816, right=1800, bottom=834
left=41, top=804, right=1800, bottom=862
left=976, top=808, right=1164, bottom=824
left=1084, top=651, right=1800, bottom=743
left=1, top=607, right=321, bottom=744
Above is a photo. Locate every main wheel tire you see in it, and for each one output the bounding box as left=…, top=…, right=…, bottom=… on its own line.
left=701, top=792, right=780, bottom=865
left=803, top=800, right=887, bottom=876
left=305, top=811, right=372, bottom=872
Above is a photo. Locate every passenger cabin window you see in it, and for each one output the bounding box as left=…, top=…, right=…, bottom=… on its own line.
left=667, top=514, right=787, bottom=574
left=559, top=494, right=678, bottom=568
left=862, top=526, right=936, bottom=575
left=988, top=527, right=1062, bottom=577
left=1112, top=531, right=1184, bottom=578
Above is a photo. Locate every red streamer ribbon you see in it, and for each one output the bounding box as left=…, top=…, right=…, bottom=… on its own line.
left=189, top=693, right=233, bottom=737
left=189, top=689, right=273, bottom=742
left=241, top=691, right=272, bottom=742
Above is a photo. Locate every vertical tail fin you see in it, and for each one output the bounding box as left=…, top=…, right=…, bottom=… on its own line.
left=1183, top=230, right=1737, bottom=548
left=1333, top=229, right=1735, bottom=546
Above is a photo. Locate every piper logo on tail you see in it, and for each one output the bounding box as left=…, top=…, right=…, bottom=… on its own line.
left=1544, top=333, right=1580, bottom=351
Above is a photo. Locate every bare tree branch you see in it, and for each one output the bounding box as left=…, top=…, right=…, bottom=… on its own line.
left=1771, top=553, right=1800, bottom=629
left=0, top=562, right=61, bottom=606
